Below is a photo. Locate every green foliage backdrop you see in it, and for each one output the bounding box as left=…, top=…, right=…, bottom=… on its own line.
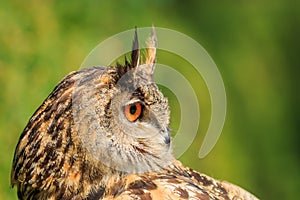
left=0, top=1, right=299, bottom=199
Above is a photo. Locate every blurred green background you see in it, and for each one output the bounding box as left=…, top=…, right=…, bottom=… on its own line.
left=1, top=0, right=299, bottom=199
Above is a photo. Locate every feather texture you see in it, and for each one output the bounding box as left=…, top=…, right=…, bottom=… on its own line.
left=11, top=28, right=258, bottom=200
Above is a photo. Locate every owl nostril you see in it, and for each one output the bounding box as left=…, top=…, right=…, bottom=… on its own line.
left=163, top=130, right=170, bottom=145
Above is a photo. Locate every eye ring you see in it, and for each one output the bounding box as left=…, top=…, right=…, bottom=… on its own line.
left=124, top=102, right=143, bottom=122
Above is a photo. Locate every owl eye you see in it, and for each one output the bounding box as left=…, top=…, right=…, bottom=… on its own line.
left=124, top=102, right=143, bottom=122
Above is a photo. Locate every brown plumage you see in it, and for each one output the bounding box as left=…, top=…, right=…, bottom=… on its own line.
left=11, top=28, right=258, bottom=200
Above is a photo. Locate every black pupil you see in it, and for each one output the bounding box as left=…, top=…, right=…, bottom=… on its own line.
left=129, top=105, right=137, bottom=115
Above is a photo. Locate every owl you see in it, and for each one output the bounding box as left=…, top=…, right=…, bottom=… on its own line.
left=11, top=28, right=259, bottom=200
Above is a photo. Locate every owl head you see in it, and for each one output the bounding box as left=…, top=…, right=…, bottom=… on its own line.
left=72, top=28, right=174, bottom=173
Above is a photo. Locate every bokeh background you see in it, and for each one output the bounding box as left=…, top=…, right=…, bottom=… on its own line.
left=1, top=1, right=299, bottom=199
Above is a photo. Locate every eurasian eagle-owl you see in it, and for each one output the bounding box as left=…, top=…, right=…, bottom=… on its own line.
left=11, top=28, right=258, bottom=200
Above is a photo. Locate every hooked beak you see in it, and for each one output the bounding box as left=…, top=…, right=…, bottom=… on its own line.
left=163, top=129, right=170, bottom=145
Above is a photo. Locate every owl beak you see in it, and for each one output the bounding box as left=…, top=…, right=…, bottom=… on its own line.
left=163, top=129, right=170, bottom=145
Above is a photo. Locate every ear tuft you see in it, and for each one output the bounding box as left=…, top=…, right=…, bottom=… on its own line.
left=145, top=25, right=157, bottom=65
left=131, top=27, right=140, bottom=68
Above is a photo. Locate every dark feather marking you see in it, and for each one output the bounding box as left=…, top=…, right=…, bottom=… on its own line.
left=111, top=181, right=126, bottom=197
left=181, top=170, right=192, bottom=178
left=30, top=137, right=41, bottom=153
left=24, top=159, right=32, bottom=172
left=57, top=91, right=71, bottom=105
left=174, top=187, right=189, bottom=199
left=157, top=174, right=177, bottom=180
left=116, top=62, right=127, bottom=77
left=186, top=183, right=204, bottom=192
left=64, top=135, right=72, bottom=154
left=54, top=106, right=65, bottom=122
left=78, top=162, right=86, bottom=193
left=56, top=135, right=64, bottom=150
left=64, top=125, right=73, bottom=154
left=30, top=119, right=43, bottom=138
left=128, top=179, right=157, bottom=190
left=13, top=163, right=23, bottom=182
left=24, top=167, right=34, bottom=183
left=31, top=150, right=42, bottom=164
left=64, top=99, right=72, bottom=112
left=58, top=184, right=67, bottom=199
left=35, top=173, right=43, bottom=188
left=132, top=145, right=147, bottom=154
left=50, top=148, right=58, bottom=161
left=194, top=193, right=212, bottom=200
left=43, top=104, right=53, bottom=121
left=48, top=120, right=56, bottom=134
left=86, top=187, right=105, bottom=200
left=213, top=184, right=228, bottom=195
left=137, top=192, right=152, bottom=200
left=52, top=120, right=64, bottom=142
left=131, top=189, right=145, bottom=195
left=131, top=87, right=145, bottom=101
left=190, top=170, right=213, bottom=186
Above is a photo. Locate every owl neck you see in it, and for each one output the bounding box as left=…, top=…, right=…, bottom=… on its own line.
left=85, top=160, right=185, bottom=198
left=55, top=143, right=175, bottom=198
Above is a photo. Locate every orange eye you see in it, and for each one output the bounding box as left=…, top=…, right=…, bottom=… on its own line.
left=124, top=102, right=143, bottom=122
